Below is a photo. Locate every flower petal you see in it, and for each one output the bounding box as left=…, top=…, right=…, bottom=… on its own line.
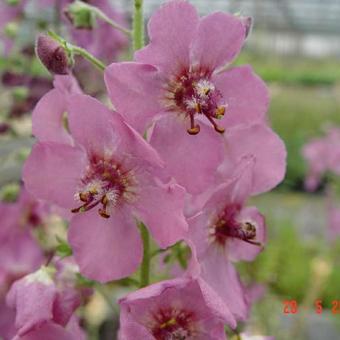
left=229, top=207, right=266, bottom=262
left=191, top=12, right=245, bottom=70
left=68, top=209, right=142, bottom=282
left=18, top=322, right=76, bottom=340
left=135, top=0, right=199, bottom=75
left=67, top=94, right=116, bottom=154
left=6, top=281, right=57, bottom=336
left=23, top=142, right=86, bottom=208
left=32, top=89, right=72, bottom=144
left=150, top=116, right=224, bottom=195
left=200, top=246, right=249, bottom=321
left=133, top=181, right=188, bottom=248
left=222, top=124, right=287, bottom=194
left=104, top=62, right=163, bottom=134
left=213, top=65, right=269, bottom=129
left=67, top=94, right=163, bottom=168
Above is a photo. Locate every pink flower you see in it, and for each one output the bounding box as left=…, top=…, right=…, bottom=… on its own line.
left=6, top=266, right=83, bottom=340
left=187, top=158, right=266, bottom=321
left=0, top=189, right=45, bottom=299
left=106, top=0, right=267, bottom=135
left=303, top=127, right=340, bottom=191
left=105, top=1, right=272, bottom=195
left=0, top=299, right=16, bottom=339
left=119, top=277, right=236, bottom=339
left=24, top=94, right=188, bottom=282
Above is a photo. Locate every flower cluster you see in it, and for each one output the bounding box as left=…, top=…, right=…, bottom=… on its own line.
left=2, top=1, right=286, bottom=339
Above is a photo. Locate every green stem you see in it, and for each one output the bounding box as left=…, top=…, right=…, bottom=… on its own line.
left=91, top=7, right=131, bottom=36
left=71, top=45, right=105, bottom=71
left=133, top=0, right=144, bottom=51
left=139, top=222, right=150, bottom=288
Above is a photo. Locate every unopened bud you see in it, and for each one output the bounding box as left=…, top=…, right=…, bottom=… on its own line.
left=240, top=16, right=253, bottom=39
left=64, top=1, right=96, bottom=29
left=36, top=34, right=69, bottom=75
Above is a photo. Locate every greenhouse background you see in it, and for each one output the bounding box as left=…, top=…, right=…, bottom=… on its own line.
left=1, top=1, right=340, bottom=339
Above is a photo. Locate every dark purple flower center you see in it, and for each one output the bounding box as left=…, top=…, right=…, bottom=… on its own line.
left=71, top=154, right=136, bottom=218
left=165, top=67, right=227, bottom=135
left=211, top=204, right=260, bottom=246
left=150, top=308, right=196, bottom=340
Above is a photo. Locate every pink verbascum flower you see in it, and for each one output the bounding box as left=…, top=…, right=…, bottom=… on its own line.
left=105, top=0, right=271, bottom=195
left=23, top=93, right=188, bottom=282
left=6, top=266, right=83, bottom=340
left=187, top=158, right=266, bottom=321
left=303, top=128, right=340, bottom=191
left=0, top=193, right=44, bottom=299
left=119, top=277, right=236, bottom=340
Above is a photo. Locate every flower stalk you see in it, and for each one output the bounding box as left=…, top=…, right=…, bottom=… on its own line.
left=139, top=222, right=150, bottom=288
left=133, top=0, right=144, bottom=51
left=133, top=0, right=150, bottom=289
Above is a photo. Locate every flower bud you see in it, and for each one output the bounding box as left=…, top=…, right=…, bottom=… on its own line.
left=36, top=34, right=69, bottom=75
left=64, top=1, right=96, bottom=29
left=241, top=16, right=253, bottom=39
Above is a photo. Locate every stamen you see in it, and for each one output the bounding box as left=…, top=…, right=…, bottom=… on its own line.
left=71, top=198, right=101, bottom=214
left=205, top=114, right=225, bottom=134
left=215, top=105, right=226, bottom=119
left=79, top=192, right=91, bottom=202
left=98, top=195, right=110, bottom=218
left=187, top=114, right=200, bottom=135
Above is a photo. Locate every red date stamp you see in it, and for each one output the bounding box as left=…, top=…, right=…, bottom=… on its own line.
left=283, top=300, right=340, bottom=315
